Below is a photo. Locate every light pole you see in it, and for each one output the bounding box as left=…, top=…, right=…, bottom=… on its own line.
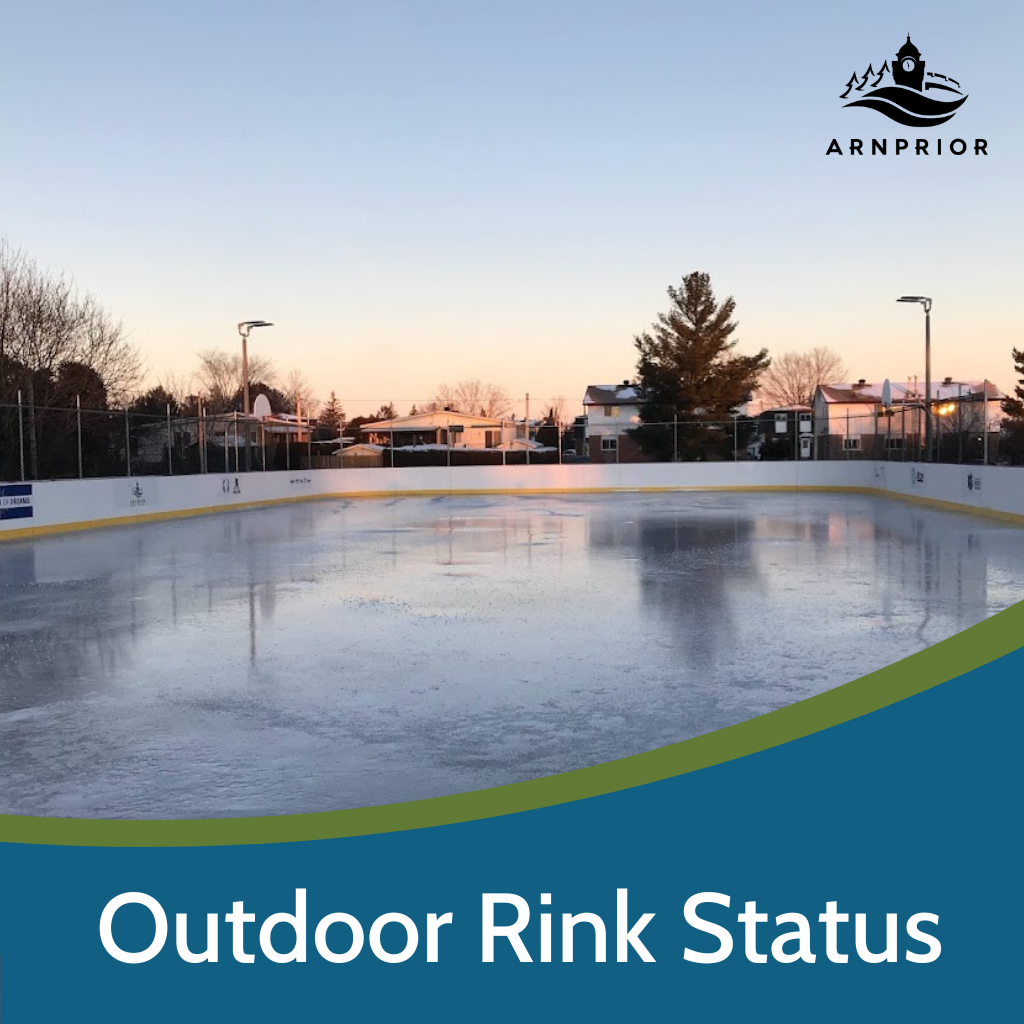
left=237, top=320, right=273, bottom=470
left=896, top=296, right=932, bottom=460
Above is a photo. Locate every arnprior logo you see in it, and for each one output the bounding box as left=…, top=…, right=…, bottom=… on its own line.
left=827, top=33, right=986, bottom=156
left=129, top=481, right=146, bottom=507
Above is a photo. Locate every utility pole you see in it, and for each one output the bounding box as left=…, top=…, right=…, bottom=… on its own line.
left=237, top=320, right=273, bottom=471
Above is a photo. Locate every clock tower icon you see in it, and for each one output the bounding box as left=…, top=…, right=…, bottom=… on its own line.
left=893, top=34, right=925, bottom=90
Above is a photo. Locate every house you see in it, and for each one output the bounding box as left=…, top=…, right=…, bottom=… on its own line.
left=813, top=378, right=1005, bottom=460
left=359, top=409, right=513, bottom=449
left=582, top=382, right=649, bottom=463
left=756, top=405, right=815, bottom=460
left=334, top=443, right=385, bottom=468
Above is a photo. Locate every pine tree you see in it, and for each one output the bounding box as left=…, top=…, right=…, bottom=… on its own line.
left=632, top=272, right=770, bottom=461
left=319, top=391, right=345, bottom=435
left=856, top=64, right=874, bottom=91
left=1000, top=348, right=1024, bottom=464
left=840, top=72, right=861, bottom=99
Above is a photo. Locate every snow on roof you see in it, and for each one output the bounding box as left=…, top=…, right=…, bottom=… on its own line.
left=817, top=380, right=1005, bottom=404
left=583, top=384, right=640, bottom=405
left=338, top=443, right=384, bottom=454
left=362, top=410, right=507, bottom=429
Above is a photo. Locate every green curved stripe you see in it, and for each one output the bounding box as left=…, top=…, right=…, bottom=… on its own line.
left=2, top=599, right=1021, bottom=848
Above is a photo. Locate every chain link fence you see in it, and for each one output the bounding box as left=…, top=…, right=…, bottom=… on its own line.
left=0, top=401, right=1011, bottom=482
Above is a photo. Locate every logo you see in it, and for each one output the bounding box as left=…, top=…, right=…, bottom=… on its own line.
left=129, top=481, right=146, bottom=507
left=841, top=34, right=967, bottom=126
left=0, top=483, right=33, bottom=521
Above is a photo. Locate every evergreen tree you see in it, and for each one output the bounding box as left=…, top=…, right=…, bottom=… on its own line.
left=631, top=271, right=770, bottom=461
left=1000, top=348, right=1024, bottom=464
left=319, top=391, right=345, bottom=434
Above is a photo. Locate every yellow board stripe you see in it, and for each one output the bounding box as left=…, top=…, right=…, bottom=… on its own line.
left=0, top=483, right=1021, bottom=543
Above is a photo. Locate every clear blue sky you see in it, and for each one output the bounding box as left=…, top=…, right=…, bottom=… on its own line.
left=1, top=0, right=1020, bottom=417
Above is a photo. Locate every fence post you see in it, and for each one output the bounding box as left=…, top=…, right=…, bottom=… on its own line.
left=286, top=428, right=290, bottom=470
left=17, top=389, right=25, bottom=481
left=124, top=407, right=131, bottom=477
left=76, top=394, right=83, bottom=479
left=674, top=413, right=678, bottom=462
left=167, top=402, right=173, bottom=476
left=983, top=381, right=989, bottom=466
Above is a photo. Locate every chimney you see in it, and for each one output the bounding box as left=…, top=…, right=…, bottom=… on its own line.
left=622, top=380, right=630, bottom=387
left=943, top=376, right=953, bottom=386
left=852, top=379, right=867, bottom=388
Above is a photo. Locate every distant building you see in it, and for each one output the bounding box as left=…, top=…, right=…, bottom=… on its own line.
left=756, top=405, right=814, bottom=460
left=360, top=409, right=513, bottom=449
left=813, top=378, right=1005, bottom=460
left=582, top=382, right=650, bottom=463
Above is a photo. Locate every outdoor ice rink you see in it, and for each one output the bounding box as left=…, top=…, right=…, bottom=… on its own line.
left=1, top=491, right=1022, bottom=819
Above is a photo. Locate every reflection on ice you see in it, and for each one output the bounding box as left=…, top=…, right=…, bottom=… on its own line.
left=0, top=492, right=1021, bottom=819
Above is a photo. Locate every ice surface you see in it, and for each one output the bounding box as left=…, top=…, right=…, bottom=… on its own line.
left=0, top=491, right=1021, bottom=819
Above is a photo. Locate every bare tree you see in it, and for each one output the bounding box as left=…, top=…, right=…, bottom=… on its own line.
left=757, top=347, right=847, bottom=408
left=547, top=395, right=568, bottom=424
left=158, top=372, right=196, bottom=408
left=77, top=296, right=143, bottom=406
left=431, top=379, right=512, bottom=418
left=284, top=368, right=319, bottom=418
left=0, top=240, right=27, bottom=404
left=195, top=349, right=276, bottom=412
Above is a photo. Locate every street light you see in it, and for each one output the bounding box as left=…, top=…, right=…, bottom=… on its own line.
left=896, top=296, right=932, bottom=460
left=237, top=320, right=273, bottom=470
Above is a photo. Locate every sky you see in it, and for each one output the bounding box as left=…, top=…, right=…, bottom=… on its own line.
left=1, top=0, right=1021, bottom=418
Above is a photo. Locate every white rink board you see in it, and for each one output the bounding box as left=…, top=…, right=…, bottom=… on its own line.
left=1, top=460, right=1022, bottom=539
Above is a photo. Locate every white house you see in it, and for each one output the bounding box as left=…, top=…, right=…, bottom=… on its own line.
left=360, top=409, right=513, bottom=449
left=813, top=378, right=1005, bottom=459
left=582, top=382, right=646, bottom=461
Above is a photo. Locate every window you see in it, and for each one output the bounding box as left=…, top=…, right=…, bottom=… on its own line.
left=774, top=412, right=787, bottom=434
left=601, top=436, right=618, bottom=452
left=843, top=437, right=862, bottom=451
left=885, top=437, right=904, bottom=450
left=798, top=412, right=812, bottom=434
left=604, top=405, right=620, bottom=417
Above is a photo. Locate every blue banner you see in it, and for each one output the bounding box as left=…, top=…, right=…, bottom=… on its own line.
left=0, top=632, right=1018, bottom=1021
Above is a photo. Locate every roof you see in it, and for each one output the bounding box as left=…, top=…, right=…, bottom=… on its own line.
left=816, top=380, right=1005, bottom=405
left=815, top=378, right=1007, bottom=405
left=338, top=443, right=384, bottom=454
left=760, top=404, right=813, bottom=414
left=362, top=410, right=507, bottom=430
left=583, top=384, right=640, bottom=406
left=495, top=437, right=546, bottom=450
left=897, top=34, right=921, bottom=60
